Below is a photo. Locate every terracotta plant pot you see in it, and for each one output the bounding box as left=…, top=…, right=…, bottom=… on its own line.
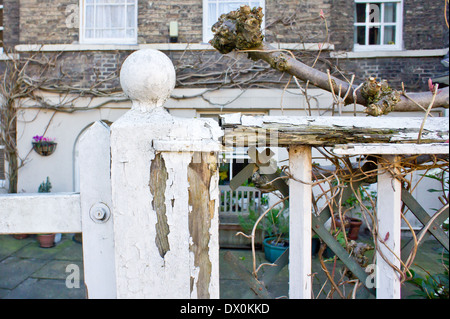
left=334, top=217, right=350, bottom=230
left=348, top=218, right=363, bottom=240
left=37, top=234, right=56, bottom=248
left=12, top=234, right=29, bottom=240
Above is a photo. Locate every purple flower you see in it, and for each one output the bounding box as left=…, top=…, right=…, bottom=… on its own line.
left=32, top=135, right=55, bottom=143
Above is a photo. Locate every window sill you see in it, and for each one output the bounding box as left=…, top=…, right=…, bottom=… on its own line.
left=14, top=42, right=334, bottom=52
left=330, top=48, right=449, bottom=59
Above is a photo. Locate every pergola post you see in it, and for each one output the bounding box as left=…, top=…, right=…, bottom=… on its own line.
left=376, top=155, right=402, bottom=299
left=288, top=145, right=312, bottom=299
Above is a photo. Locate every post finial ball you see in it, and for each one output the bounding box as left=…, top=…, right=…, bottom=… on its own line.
left=120, top=49, right=176, bottom=112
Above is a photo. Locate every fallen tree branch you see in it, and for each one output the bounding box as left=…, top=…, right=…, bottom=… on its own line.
left=209, top=6, right=449, bottom=115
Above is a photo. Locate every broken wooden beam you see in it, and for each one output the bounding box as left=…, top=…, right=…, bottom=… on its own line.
left=221, top=114, right=449, bottom=147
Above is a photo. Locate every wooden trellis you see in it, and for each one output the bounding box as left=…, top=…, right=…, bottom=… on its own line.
left=221, top=113, right=449, bottom=299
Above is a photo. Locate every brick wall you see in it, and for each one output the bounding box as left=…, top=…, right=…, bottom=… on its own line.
left=14, top=0, right=331, bottom=45
left=329, top=0, right=354, bottom=51
left=403, top=0, right=449, bottom=50
left=19, top=0, right=78, bottom=44
left=264, top=0, right=330, bottom=43
left=2, top=1, right=448, bottom=93
left=3, top=0, right=20, bottom=49
left=9, top=1, right=449, bottom=49
left=332, top=55, right=448, bottom=91
left=138, top=0, right=203, bottom=43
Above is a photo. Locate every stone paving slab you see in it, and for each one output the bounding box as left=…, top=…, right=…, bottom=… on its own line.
left=32, top=260, right=84, bottom=281
left=3, top=278, right=86, bottom=299
left=0, top=235, right=34, bottom=260
left=0, top=256, right=48, bottom=290
left=0, top=233, right=447, bottom=299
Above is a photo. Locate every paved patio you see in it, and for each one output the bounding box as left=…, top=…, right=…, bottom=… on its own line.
left=0, top=233, right=446, bottom=299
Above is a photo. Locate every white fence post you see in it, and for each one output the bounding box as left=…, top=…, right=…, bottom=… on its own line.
left=110, top=49, right=221, bottom=298
left=289, top=145, right=312, bottom=299
left=79, top=121, right=117, bottom=298
left=376, top=155, right=402, bottom=299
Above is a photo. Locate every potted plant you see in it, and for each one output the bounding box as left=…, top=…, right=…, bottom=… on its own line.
left=32, top=135, right=57, bottom=156
left=261, top=206, right=289, bottom=263
left=36, top=177, right=56, bottom=248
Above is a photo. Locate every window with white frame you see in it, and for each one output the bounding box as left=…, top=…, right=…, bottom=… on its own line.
left=203, top=0, right=265, bottom=44
left=354, top=0, right=403, bottom=51
left=80, top=0, right=137, bottom=44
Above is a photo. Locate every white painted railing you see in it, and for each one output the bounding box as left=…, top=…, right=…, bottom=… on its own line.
left=219, top=185, right=262, bottom=214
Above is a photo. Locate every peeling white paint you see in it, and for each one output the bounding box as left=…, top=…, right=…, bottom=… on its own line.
left=111, top=49, right=220, bottom=299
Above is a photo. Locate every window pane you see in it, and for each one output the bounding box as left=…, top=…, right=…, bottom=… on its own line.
left=368, top=26, right=380, bottom=44
left=86, top=5, right=94, bottom=28
left=127, top=5, right=135, bottom=28
left=356, top=3, right=366, bottom=23
left=126, top=29, right=135, bottom=38
left=110, top=5, right=125, bottom=28
left=356, top=26, right=366, bottom=45
left=384, top=26, right=396, bottom=44
left=384, top=3, right=396, bottom=23
left=218, top=2, right=242, bottom=15
left=208, top=3, right=217, bottom=28
left=368, top=3, right=380, bottom=23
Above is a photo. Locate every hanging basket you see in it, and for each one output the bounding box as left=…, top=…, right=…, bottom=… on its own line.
left=32, top=141, right=57, bottom=156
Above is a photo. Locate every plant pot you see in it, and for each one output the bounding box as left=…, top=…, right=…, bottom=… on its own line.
left=32, top=142, right=57, bottom=156
left=37, top=234, right=56, bottom=248
left=12, top=234, right=29, bottom=240
left=334, top=217, right=350, bottom=230
left=263, top=237, right=289, bottom=263
left=73, top=233, right=82, bottom=244
left=348, top=218, right=363, bottom=240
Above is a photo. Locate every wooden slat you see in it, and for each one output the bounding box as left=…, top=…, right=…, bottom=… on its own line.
left=332, top=143, right=449, bottom=155
left=256, top=170, right=376, bottom=295
left=79, top=121, right=117, bottom=299
left=0, top=193, right=81, bottom=234
left=223, top=251, right=271, bottom=299
left=401, top=189, right=449, bottom=253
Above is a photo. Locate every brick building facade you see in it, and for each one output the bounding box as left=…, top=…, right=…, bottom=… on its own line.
left=0, top=1, right=448, bottom=193
left=2, top=1, right=447, bottom=91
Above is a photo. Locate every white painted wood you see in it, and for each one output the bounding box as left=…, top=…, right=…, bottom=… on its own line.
left=111, top=49, right=220, bottom=298
left=153, top=139, right=221, bottom=152
left=376, top=155, right=402, bottom=299
left=222, top=114, right=449, bottom=145
left=289, top=145, right=312, bottom=299
left=330, top=48, right=449, bottom=59
left=79, top=121, right=117, bottom=299
left=0, top=193, right=81, bottom=234
left=332, top=143, right=449, bottom=155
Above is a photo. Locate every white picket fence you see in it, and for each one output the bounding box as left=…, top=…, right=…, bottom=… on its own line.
left=0, top=49, right=449, bottom=299
left=219, top=185, right=262, bottom=214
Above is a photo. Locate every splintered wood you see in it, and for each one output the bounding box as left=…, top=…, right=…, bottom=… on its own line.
left=221, top=114, right=449, bottom=147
